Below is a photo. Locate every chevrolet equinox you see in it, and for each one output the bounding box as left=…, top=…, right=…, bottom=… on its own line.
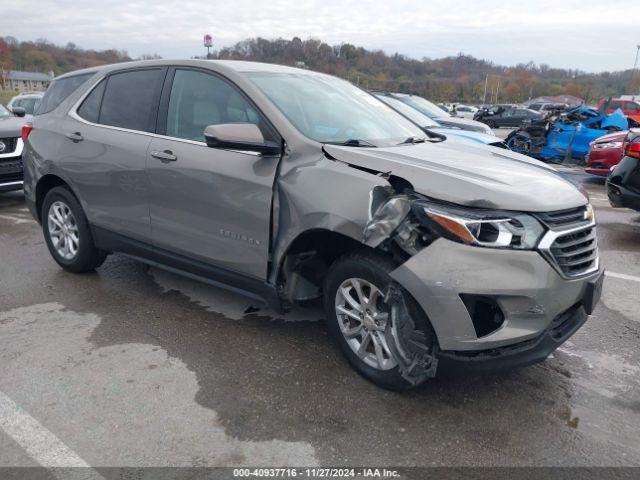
left=23, top=60, right=604, bottom=390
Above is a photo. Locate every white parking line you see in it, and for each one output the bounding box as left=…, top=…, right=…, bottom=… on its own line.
left=0, top=390, right=104, bottom=479
left=606, top=271, right=640, bottom=283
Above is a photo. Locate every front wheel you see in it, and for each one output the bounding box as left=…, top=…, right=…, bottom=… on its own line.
left=42, top=186, right=107, bottom=273
left=323, top=251, right=437, bottom=390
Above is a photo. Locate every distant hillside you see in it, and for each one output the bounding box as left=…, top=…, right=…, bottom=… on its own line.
left=1, top=36, right=637, bottom=103
left=0, top=37, right=160, bottom=77
left=215, top=37, right=639, bottom=103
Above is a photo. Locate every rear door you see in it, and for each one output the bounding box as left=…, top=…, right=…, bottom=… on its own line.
left=63, top=68, right=165, bottom=242
left=146, top=67, right=281, bottom=279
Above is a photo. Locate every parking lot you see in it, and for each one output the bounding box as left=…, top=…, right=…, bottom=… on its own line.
left=0, top=162, right=639, bottom=470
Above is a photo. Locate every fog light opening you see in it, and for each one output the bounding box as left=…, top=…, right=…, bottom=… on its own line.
left=460, top=294, right=506, bottom=338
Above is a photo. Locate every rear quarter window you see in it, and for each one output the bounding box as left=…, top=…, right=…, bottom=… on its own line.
left=97, top=69, right=164, bottom=132
left=37, top=73, right=95, bottom=115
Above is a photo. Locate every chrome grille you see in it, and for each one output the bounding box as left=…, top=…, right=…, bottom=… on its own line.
left=536, top=205, right=590, bottom=230
left=0, top=137, right=18, bottom=155
left=550, top=226, right=598, bottom=277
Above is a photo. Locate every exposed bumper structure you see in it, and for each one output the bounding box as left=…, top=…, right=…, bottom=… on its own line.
left=389, top=237, right=603, bottom=355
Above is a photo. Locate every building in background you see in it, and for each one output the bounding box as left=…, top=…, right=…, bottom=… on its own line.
left=0, top=70, right=54, bottom=92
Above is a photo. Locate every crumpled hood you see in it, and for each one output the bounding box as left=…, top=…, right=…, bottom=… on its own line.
left=324, top=140, right=587, bottom=212
left=0, top=114, right=31, bottom=137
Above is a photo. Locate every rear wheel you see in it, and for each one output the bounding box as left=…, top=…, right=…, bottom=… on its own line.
left=42, top=186, right=107, bottom=273
left=323, top=250, right=436, bottom=390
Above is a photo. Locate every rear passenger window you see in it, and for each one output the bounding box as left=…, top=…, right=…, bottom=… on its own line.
left=78, top=80, right=106, bottom=123
left=37, top=73, right=94, bottom=115
left=98, top=69, right=163, bottom=132
left=166, top=69, right=265, bottom=142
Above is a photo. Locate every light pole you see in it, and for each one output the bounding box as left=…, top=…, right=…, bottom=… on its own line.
left=632, top=44, right=640, bottom=93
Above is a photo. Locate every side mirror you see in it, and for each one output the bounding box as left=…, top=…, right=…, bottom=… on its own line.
left=204, top=123, right=280, bottom=155
left=12, top=107, right=26, bottom=118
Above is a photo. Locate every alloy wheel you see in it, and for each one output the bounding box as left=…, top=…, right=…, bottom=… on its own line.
left=48, top=201, right=80, bottom=260
left=334, top=277, right=397, bottom=370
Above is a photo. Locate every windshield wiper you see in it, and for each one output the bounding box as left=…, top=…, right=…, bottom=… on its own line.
left=398, top=136, right=427, bottom=145
left=326, top=139, right=377, bottom=147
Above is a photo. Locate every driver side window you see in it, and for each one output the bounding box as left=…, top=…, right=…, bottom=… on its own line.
left=166, top=69, right=265, bottom=142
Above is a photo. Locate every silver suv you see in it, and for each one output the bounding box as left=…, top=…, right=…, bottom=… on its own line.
left=23, top=60, right=603, bottom=390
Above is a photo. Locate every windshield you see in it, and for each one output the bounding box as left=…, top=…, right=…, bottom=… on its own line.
left=247, top=72, right=424, bottom=146
left=396, top=94, right=449, bottom=119
left=374, top=94, right=440, bottom=128
left=0, top=104, right=11, bottom=118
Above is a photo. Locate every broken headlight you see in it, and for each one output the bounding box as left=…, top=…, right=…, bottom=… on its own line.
left=413, top=200, right=545, bottom=250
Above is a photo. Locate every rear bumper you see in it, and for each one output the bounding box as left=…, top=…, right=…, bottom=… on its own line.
left=607, top=182, right=640, bottom=211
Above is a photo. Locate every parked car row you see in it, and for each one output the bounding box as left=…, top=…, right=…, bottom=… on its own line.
left=7, top=91, right=44, bottom=115
left=474, top=105, right=543, bottom=128
left=20, top=60, right=603, bottom=389
left=0, top=103, right=29, bottom=193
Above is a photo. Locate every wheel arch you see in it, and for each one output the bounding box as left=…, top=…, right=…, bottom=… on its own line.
left=35, top=174, right=72, bottom=222
left=275, top=228, right=377, bottom=303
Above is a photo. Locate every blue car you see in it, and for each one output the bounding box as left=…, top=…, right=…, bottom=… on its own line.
left=506, top=106, right=637, bottom=162
left=373, top=92, right=507, bottom=148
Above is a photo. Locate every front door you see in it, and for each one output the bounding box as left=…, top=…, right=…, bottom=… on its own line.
left=147, top=68, right=281, bottom=280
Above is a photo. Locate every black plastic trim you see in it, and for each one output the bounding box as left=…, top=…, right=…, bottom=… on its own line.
left=436, top=303, right=589, bottom=377
left=93, top=226, right=283, bottom=312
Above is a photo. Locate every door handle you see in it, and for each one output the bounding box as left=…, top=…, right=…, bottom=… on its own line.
left=65, top=132, right=83, bottom=143
left=151, top=150, right=177, bottom=162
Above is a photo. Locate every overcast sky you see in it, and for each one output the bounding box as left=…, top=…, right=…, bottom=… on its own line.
left=1, top=0, right=639, bottom=72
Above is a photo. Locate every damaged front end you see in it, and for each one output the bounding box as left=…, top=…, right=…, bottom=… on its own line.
left=361, top=187, right=552, bottom=382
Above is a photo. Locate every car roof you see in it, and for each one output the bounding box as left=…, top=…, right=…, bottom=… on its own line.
left=55, top=59, right=319, bottom=81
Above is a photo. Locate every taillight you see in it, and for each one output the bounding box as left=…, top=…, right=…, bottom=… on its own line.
left=625, top=141, right=640, bottom=159
left=21, top=123, right=33, bottom=142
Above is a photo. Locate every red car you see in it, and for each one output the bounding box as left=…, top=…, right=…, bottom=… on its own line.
left=598, top=98, right=640, bottom=123
left=585, top=131, right=627, bottom=177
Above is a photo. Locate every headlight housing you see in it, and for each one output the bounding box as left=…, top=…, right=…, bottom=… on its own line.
left=412, top=200, right=545, bottom=250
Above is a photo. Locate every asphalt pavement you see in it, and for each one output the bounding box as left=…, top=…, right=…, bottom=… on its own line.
left=0, top=166, right=639, bottom=470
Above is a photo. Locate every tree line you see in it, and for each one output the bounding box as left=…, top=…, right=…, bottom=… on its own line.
left=1, top=35, right=638, bottom=103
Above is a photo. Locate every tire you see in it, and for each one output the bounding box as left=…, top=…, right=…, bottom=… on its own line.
left=485, top=120, right=496, bottom=129
left=323, top=250, right=436, bottom=391
left=41, top=186, right=107, bottom=273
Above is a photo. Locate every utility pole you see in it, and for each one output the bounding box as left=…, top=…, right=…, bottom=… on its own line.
left=632, top=44, right=640, bottom=93
left=482, top=74, right=488, bottom=105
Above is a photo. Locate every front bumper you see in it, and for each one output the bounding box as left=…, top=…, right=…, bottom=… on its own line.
left=0, top=138, right=24, bottom=192
left=390, top=237, right=602, bottom=354
left=436, top=302, right=588, bottom=376
left=585, top=166, right=610, bottom=177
